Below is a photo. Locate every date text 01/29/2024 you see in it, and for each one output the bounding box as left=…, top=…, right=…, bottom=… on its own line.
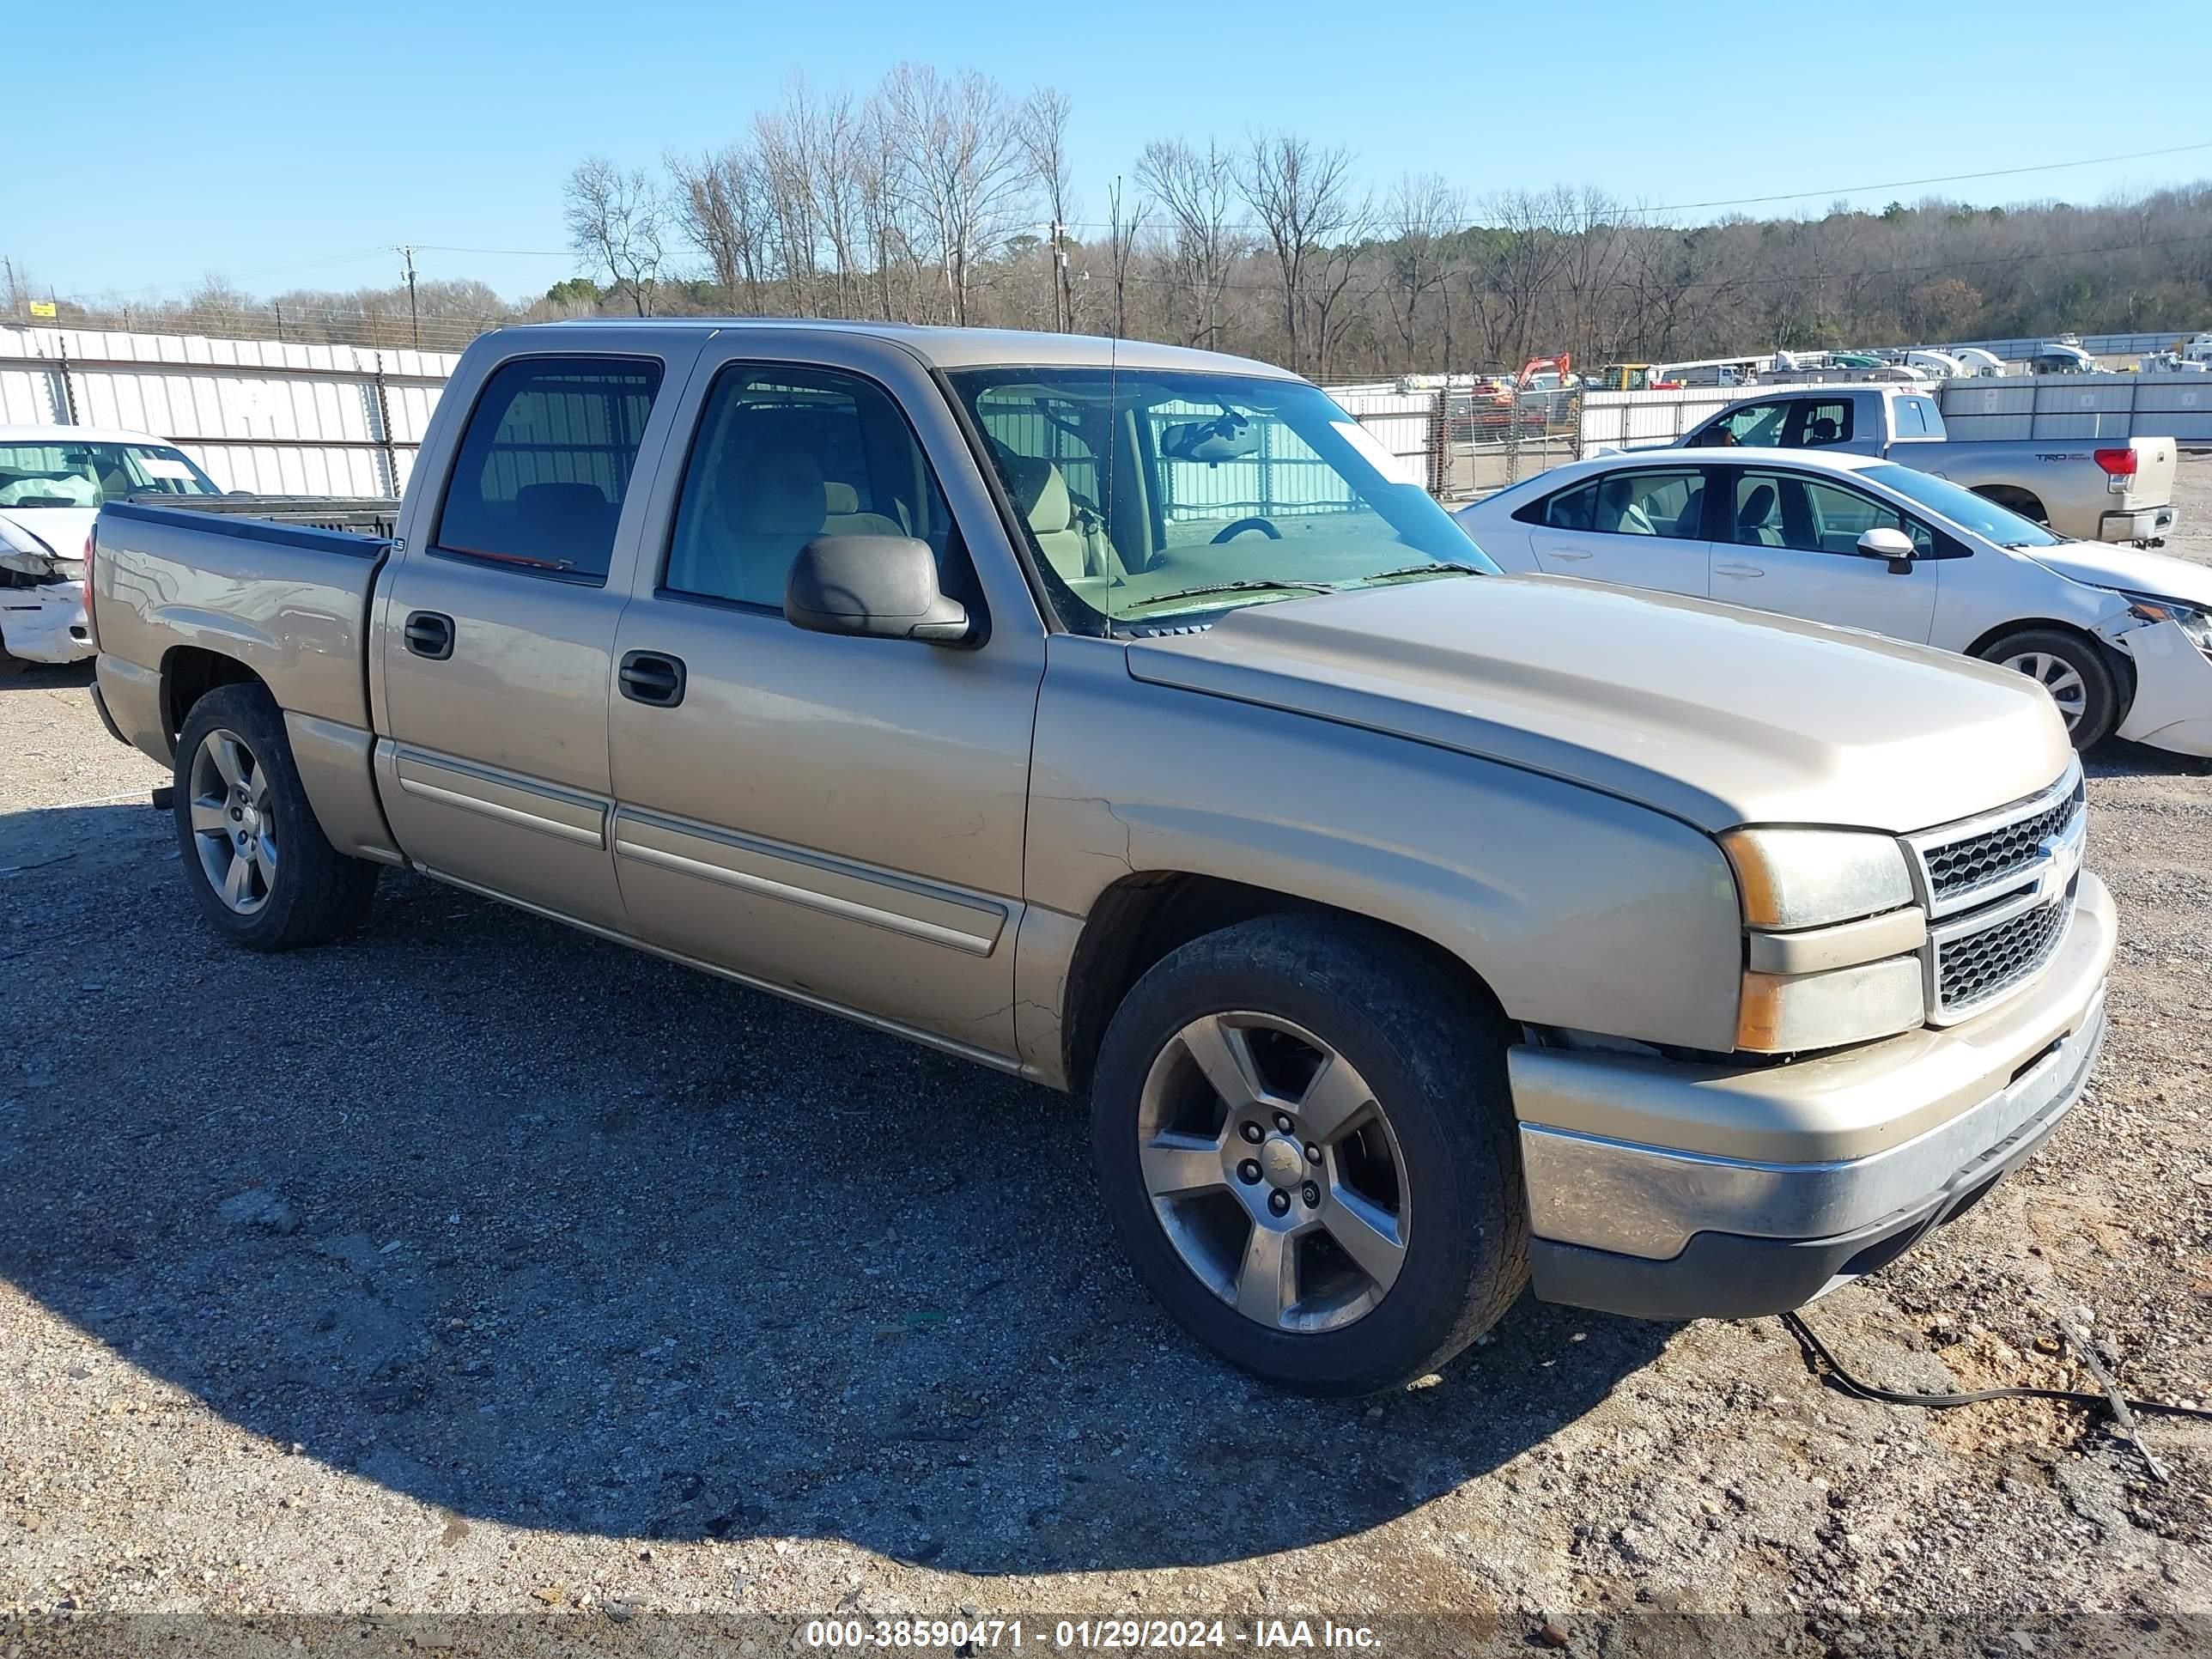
left=802, top=1620, right=1383, bottom=1650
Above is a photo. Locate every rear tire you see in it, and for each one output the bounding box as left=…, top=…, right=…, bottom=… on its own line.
left=1980, top=627, right=2120, bottom=750
left=171, top=682, right=379, bottom=950
left=1091, top=914, right=1526, bottom=1395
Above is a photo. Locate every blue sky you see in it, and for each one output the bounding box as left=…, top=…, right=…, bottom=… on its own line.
left=13, top=0, right=2209, bottom=306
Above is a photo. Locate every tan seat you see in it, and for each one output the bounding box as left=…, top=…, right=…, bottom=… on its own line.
left=667, top=433, right=829, bottom=606
left=1000, top=452, right=1123, bottom=584
left=821, top=479, right=904, bottom=540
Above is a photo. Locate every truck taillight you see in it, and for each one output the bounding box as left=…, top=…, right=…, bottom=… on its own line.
left=82, top=527, right=99, bottom=652
left=2094, top=447, right=2138, bottom=477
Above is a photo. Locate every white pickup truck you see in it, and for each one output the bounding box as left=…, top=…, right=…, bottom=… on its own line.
left=1678, top=386, right=2178, bottom=547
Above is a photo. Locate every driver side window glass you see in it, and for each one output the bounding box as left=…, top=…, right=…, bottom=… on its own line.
left=663, top=364, right=956, bottom=609
left=1719, top=403, right=1787, bottom=446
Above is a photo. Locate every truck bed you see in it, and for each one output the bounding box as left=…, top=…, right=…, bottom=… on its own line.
left=93, top=499, right=391, bottom=736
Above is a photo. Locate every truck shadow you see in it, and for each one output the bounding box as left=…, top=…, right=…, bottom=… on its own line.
left=0, top=799, right=1668, bottom=1573
left=0, top=659, right=95, bottom=693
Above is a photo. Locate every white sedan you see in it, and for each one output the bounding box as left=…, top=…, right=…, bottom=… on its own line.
left=0, top=424, right=224, bottom=665
left=1454, top=447, right=2212, bottom=756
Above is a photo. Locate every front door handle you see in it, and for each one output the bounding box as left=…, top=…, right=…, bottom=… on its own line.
left=1712, top=562, right=1765, bottom=579
left=1547, top=549, right=1593, bottom=562
left=403, top=610, right=454, bottom=659
left=618, top=650, right=687, bottom=708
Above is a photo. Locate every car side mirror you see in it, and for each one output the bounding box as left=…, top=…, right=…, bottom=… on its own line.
left=784, top=535, right=975, bottom=646
left=1856, top=526, right=1917, bottom=574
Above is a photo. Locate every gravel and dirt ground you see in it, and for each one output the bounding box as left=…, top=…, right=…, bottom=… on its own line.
left=2, top=460, right=2209, bottom=1656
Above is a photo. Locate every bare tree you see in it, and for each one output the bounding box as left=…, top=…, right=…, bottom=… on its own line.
left=1383, top=173, right=1463, bottom=369
left=1237, top=131, right=1358, bottom=373
left=1136, top=138, right=1243, bottom=349
left=1018, top=85, right=1079, bottom=331
left=879, top=63, right=1031, bottom=325
left=1104, top=175, right=1147, bottom=339
left=563, top=157, right=668, bottom=316
left=755, top=98, right=823, bottom=316
left=668, top=145, right=771, bottom=311
left=1309, top=190, right=1377, bottom=379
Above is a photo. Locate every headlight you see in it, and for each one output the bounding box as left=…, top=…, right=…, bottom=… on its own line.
left=2127, top=595, right=2212, bottom=655
left=1720, top=827, right=1925, bottom=1052
left=1719, top=827, right=1915, bottom=929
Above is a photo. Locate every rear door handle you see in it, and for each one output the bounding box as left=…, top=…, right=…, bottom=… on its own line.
left=618, top=650, right=687, bottom=708
left=1547, top=549, right=1593, bottom=562
left=1713, top=562, right=1765, bottom=579
left=403, top=610, right=454, bottom=659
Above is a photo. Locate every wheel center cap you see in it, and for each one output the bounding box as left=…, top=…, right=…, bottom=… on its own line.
left=1258, top=1134, right=1305, bottom=1190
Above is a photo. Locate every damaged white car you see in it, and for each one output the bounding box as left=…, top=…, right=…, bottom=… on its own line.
left=1455, top=447, right=2212, bottom=756
left=0, top=426, right=223, bottom=665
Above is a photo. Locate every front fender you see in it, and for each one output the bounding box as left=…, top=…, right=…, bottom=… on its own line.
left=1019, top=637, right=1745, bottom=1072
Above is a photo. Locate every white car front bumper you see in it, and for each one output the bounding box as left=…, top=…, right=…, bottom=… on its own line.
left=0, top=580, right=93, bottom=665
left=2114, top=617, right=2212, bottom=757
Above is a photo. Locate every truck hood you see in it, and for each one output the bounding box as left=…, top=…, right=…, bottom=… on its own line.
left=2021, top=540, right=2212, bottom=610
left=1124, top=575, right=2073, bottom=835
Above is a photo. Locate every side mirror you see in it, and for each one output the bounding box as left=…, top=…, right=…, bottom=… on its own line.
left=784, top=535, right=974, bottom=646
left=1856, top=526, right=1917, bottom=574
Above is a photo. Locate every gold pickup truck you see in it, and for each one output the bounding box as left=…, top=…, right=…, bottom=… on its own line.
left=87, top=322, right=2113, bottom=1394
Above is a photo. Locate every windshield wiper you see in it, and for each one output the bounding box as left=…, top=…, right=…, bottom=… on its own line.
left=1346, top=561, right=1486, bottom=586
left=1116, top=578, right=1334, bottom=613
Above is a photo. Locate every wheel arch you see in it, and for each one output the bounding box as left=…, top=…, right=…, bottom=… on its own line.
left=1969, top=483, right=2049, bottom=523
left=1060, top=870, right=1511, bottom=1097
left=161, top=645, right=270, bottom=747
left=1966, top=617, right=2136, bottom=728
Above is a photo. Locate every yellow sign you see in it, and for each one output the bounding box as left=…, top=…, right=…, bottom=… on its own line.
left=28, top=300, right=57, bottom=318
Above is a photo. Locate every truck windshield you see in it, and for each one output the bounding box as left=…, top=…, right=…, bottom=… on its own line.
left=0, top=441, right=220, bottom=508
left=1861, top=463, right=2061, bottom=547
left=945, top=368, right=1496, bottom=633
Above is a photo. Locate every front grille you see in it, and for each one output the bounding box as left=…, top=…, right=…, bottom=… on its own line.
left=1922, top=777, right=2085, bottom=905
left=1936, top=884, right=2075, bottom=1012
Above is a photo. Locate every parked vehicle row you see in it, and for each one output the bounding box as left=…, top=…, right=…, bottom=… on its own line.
left=1455, top=446, right=2212, bottom=756
left=90, top=321, right=2112, bottom=1394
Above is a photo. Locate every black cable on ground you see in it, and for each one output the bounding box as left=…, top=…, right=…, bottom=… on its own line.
left=1779, top=1309, right=2212, bottom=1420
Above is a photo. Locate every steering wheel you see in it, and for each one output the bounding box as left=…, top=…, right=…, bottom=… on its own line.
left=1209, top=516, right=1282, bottom=544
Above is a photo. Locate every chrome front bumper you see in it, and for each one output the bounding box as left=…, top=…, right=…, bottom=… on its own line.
left=1511, top=872, right=2114, bottom=1319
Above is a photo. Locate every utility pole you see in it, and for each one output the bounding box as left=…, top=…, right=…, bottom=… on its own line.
left=396, top=244, right=420, bottom=349
left=2, top=255, right=17, bottom=318
left=1043, top=220, right=1072, bottom=332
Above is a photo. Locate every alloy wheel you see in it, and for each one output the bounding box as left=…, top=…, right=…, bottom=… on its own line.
left=187, top=728, right=277, bottom=915
left=1135, top=1012, right=1410, bottom=1333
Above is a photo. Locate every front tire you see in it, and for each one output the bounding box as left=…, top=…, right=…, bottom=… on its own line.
left=1981, top=627, right=2120, bottom=750
left=172, top=682, right=379, bottom=950
left=1091, top=915, right=1527, bottom=1395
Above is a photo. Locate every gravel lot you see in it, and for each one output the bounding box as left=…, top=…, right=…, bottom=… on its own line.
left=3, top=460, right=2210, bottom=1653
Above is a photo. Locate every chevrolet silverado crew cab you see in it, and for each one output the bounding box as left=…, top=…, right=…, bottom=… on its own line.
left=1676, top=385, right=2178, bottom=546
left=89, top=322, right=2113, bottom=1395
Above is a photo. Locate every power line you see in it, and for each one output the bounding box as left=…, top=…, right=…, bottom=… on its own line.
left=1060, top=138, right=2212, bottom=233
left=1637, top=139, right=2212, bottom=216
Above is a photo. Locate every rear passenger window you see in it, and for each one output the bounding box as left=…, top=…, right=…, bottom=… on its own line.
left=434, top=356, right=663, bottom=582
left=1538, top=471, right=1705, bottom=538
left=662, top=364, right=960, bottom=610
left=1799, top=400, right=1853, bottom=446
